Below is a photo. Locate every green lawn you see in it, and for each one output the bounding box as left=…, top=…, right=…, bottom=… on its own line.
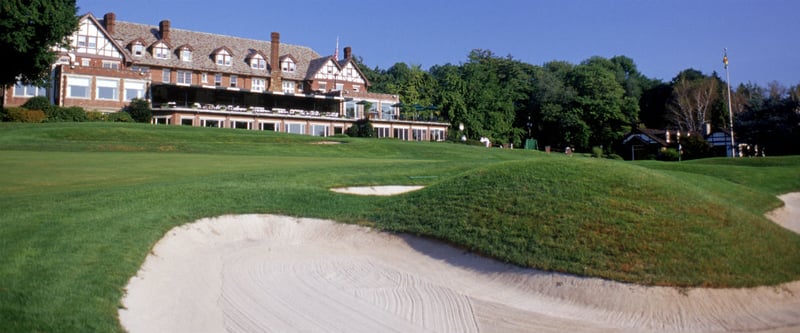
left=1, top=122, right=799, bottom=332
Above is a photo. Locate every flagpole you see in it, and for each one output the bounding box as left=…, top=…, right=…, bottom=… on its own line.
left=723, top=48, right=735, bottom=157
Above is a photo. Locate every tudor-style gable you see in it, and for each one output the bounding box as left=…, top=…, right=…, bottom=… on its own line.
left=307, top=48, right=368, bottom=94
left=65, top=14, right=130, bottom=62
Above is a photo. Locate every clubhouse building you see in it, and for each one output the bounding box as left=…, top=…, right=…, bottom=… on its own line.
left=4, top=12, right=448, bottom=141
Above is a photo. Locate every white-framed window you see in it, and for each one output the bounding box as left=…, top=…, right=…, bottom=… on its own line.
left=319, top=82, right=327, bottom=92
left=123, top=80, right=146, bottom=101
left=162, top=69, right=171, bottom=83
left=259, top=122, right=278, bottom=131
left=281, top=58, right=295, bottom=72
left=375, top=127, right=390, bottom=138
left=412, top=128, right=427, bottom=141
left=215, top=50, right=232, bottom=66
left=431, top=128, right=445, bottom=141
left=81, top=58, right=91, bottom=67
left=231, top=120, right=251, bottom=129
left=353, top=85, right=360, bottom=92
left=230, top=75, right=237, bottom=88
left=251, top=56, right=266, bottom=70
left=347, top=67, right=354, bottom=76
left=394, top=128, right=409, bottom=141
left=132, top=43, right=144, bottom=57
left=335, top=83, right=344, bottom=91
left=87, top=36, right=97, bottom=49
left=311, top=124, right=329, bottom=137
left=285, top=123, right=305, bottom=135
left=102, top=61, right=119, bottom=70
left=282, top=81, right=295, bottom=94
left=180, top=49, right=192, bottom=62
left=13, top=83, right=46, bottom=97
left=96, top=78, right=119, bottom=100
left=381, top=102, right=394, bottom=120
left=66, top=76, right=90, bottom=99
left=177, top=71, right=192, bottom=85
left=154, top=43, right=170, bottom=59
left=252, top=78, right=265, bottom=92
left=345, top=100, right=356, bottom=118
left=214, top=73, right=222, bottom=86
left=201, top=118, right=223, bottom=128
left=326, top=64, right=335, bottom=74
left=201, top=72, right=208, bottom=83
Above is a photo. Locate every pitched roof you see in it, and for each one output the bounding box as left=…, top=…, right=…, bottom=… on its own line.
left=622, top=128, right=669, bottom=147
left=78, top=13, right=132, bottom=63
left=105, top=17, right=320, bottom=80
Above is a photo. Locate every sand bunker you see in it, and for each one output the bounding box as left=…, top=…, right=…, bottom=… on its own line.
left=330, top=185, right=424, bottom=196
left=119, top=194, right=800, bottom=333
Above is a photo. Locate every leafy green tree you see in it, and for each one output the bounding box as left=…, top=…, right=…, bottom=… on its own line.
left=0, top=1, right=78, bottom=110
left=125, top=98, right=152, bottom=123
left=430, top=64, right=468, bottom=139
left=568, top=62, right=630, bottom=152
left=529, top=61, right=578, bottom=148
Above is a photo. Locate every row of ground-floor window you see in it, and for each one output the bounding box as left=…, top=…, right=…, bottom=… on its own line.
left=153, top=115, right=446, bottom=141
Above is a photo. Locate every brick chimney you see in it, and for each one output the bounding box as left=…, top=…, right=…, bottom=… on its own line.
left=104, top=12, right=116, bottom=34
left=343, top=46, right=352, bottom=59
left=159, top=20, right=171, bottom=42
left=270, top=32, right=282, bottom=92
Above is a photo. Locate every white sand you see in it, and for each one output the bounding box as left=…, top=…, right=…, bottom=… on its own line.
left=330, top=185, right=425, bottom=196
left=767, top=192, right=800, bottom=234
left=119, top=192, right=800, bottom=333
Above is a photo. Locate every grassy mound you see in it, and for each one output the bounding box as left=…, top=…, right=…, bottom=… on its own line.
left=372, top=158, right=800, bottom=287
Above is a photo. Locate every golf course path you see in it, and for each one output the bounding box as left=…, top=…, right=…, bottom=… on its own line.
left=119, top=192, right=800, bottom=333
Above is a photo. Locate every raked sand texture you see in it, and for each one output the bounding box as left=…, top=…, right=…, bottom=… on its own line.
left=120, top=194, right=800, bottom=333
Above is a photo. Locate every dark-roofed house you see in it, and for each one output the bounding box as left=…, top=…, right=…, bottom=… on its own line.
left=620, top=128, right=674, bottom=160
left=4, top=12, right=448, bottom=141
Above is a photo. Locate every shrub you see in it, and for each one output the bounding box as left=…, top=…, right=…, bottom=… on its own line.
left=345, top=118, right=374, bottom=137
left=107, top=112, right=134, bottom=122
left=659, top=148, right=680, bottom=161
left=86, top=111, right=107, bottom=122
left=21, top=96, right=54, bottom=114
left=592, top=146, right=603, bottom=158
left=124, top=98, right=152, bottom=123
left=6, top=107, right=47, bottom=123
left=47, top=106, right=87, bottom=122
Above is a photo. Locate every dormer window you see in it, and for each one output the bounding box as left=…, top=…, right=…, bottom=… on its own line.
left=250, top=54, right=267, bottom=70
left=281, top=56, right=296, bottom=72
left=180, top=49, right=192, bottom=62
left=215, top=49, right=232, bottom=66
left=153, top=42, right=170, bottom=60
left=132, top=43, right=144, bottom=57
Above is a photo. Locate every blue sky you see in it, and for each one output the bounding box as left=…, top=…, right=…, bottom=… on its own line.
left=77, top=0, right=799, bottom=87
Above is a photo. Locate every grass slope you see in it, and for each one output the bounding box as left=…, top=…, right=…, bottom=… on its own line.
left=0, top=122, right=799, bottom=332
left=372, top=159, right=800, bottom=287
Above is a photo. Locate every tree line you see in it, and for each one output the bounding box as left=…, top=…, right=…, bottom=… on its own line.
left=357, top=50, right=800, bottom=156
